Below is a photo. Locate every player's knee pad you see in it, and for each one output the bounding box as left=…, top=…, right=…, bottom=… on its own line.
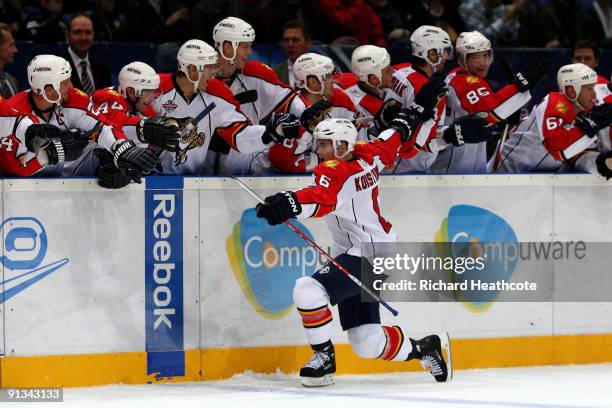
left=293, top=276, right=329, bottom=310
left=347, top=324, right=386, bottom=359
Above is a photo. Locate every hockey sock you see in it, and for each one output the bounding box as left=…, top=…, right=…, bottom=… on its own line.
left=293, top=276, right=333, bottom=346
left=347, top=324, right=414, bottom=361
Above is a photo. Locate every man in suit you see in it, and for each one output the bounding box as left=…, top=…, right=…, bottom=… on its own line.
left=64, top=13, right=111, bottom=95
left=0, top=23, right=18, bottom=98
left=273, top=21, right=312, bottom=87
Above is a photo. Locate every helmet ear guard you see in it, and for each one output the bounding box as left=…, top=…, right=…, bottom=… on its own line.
left=351, top=45, right=391, bottom=87
left=293, top=53, right=336, bottom=95
left=118, top=61, right=159, bottom=99
left=313, top=118, right=358, bottom=159
left=27, top=54, right=72, bottom=105
left=213, top=17, right=256, bottom=65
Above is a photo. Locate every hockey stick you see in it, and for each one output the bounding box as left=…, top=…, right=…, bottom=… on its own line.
left=492, top=57, right=517, bottom=171
left=221, top=165, right=399, bottom=317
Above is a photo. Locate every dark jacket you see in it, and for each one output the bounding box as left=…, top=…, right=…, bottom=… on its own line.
left=64, top=48, right=112, bottom=93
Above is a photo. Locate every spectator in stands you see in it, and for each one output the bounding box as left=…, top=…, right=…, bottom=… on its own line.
left=123, top=0, right=190, bottom=43
left=21, top=0, right=67, bottom=42
left=402, top=0, right=466, bottom=43
left=318, top=0, right=387, bottom=46
left=536, top=0, right=579, bottom=48
left=188, top=0, right=242, bottom=44
left=91, top=0, right=127, bottom=42
left=273, top=21, right=311, bottom=87
left=571, top=40, right=609, bottom=84
left=366, top=0, right=410, bottom=45
left=580, top=0, right=612, bottom=47
left=458, top=0, right=528, bottom=45
left=0, top=0, right=21, bottom=32
left=0, top=24, right=18, bottom=99
left=64, top=13, right=111, bottom=95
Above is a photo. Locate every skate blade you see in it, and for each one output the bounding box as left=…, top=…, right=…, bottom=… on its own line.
left=440, top=331, right=453, bottom=382
left=300, top=374, right=334, bottom=387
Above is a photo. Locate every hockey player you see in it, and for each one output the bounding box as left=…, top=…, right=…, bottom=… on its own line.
left=431, top=31, right=548, bottom=173
left=255, top=75, right=452, bottom=387
left=268, top=53, right=357, bottom=173
left=6, top=54, right=158, bottom=177
left=152, top=39, right=298, bottom=175
left=0, top=101, right=89, bottom=176
left=496, top=63, right=612, bottom=175
left=385, top=26, right=493, bottom=173
left=91, top=61, right=181, bottom=188
left=212, top=16, right=308, bottom=174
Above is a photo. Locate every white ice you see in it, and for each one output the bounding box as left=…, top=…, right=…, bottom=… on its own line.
left=13, top=364, right=612, bottom=408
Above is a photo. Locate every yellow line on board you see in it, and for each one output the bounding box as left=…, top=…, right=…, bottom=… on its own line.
left=2, top=334, right=612, bottom=387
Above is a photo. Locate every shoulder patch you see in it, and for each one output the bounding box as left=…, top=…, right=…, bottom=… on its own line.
left=465, top=75, right=480, bottom=85
left=323, top=159, right=340, bottom=168
left=555, top=101, right=568, bottom=114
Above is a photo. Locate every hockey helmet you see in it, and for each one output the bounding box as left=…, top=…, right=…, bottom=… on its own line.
left=213, top=17, right=255, bottom=65
left=177, top=39, right=218, bottom=92
left=557, top=63, right=597, bottom=101
left=27, top=54, right=72, bottom=105
left=351, top=45, right=391, bottom=86
left=293, top=53, right=336, bottom=95
left=410, top=25, right=453, bottom=69
left=118, top=61, right=160, bottom=99
left=313, top=118, right=357, bottom=159
left=455, top=31, right=492, bottom=70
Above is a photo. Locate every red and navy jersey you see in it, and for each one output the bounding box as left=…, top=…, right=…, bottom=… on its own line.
left=294, top=128, right=402, bottom=257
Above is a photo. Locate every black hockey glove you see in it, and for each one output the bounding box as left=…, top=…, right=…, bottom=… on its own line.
left=411, top=72, right=448, bottom=121
left=26, top=125, right=90, bottom=164
left=596, top=150, right=612, bottom=180
left=137, top=117, right=180, bottom=151
left=388, top=108, right=420, bottom=142
left=95, top=148, right=141, bottom=188
left=262, top=112, right=300, bottom=144
left=112, top=139, right=158, bottom=174
left=575, top=104, right=612, bottom=137
left=300, top=100, right=332, bottom=133
left=374, top=99, right=402, bottom=130
left=513, top=59, right=549, bottom=92
left=255, top=191, right=302, bottom=226
left=443, top=113, right=494, bottom=146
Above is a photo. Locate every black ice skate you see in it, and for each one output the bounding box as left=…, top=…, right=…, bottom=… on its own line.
left=300, top=342, right=336, bottom=387
left=411, top=332, right=453, bottom=382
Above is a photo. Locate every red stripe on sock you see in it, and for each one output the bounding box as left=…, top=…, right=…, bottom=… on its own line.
left=380, top=326, right=404, bottom=361
left=298, top=306, right=332, bottom=328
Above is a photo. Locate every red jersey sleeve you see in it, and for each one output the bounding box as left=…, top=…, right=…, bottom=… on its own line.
left=541, top=93, right=589, bottom=161
left=295, top=160, right=343, bottom=217
left=0, top=134, right=43, bottom=176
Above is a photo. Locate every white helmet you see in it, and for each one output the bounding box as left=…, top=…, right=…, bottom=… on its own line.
left=351, top=45, right=391, bottom=86
left=313, top=118, right=357, bottom=159
left=456, top=31, right=492, bottom=70
left=557, top=63, right=597, bottom=105
left=293, top=53, right=335, bottom=95
left=118, top=61, right=159, bottom=99
left=213, top=17, right=255, bottom=64
left=177, top=39, right=218, bottom=92
left=410, top=25, right=453, bottom=69
left=27, top=54, right=72, bottom=105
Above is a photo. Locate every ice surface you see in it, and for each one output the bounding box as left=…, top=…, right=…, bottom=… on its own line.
left=14, top=364, right=612, bottom=408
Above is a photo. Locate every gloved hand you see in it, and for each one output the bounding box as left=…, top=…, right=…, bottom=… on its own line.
left=300, top=100, right=332, bottom=132
left=26, top=124, right=90, bottom=164
left=112, top=139, right=158, bottom=175
left=374, top=99, right=402, bottom=130
left=443, top=113, right=494, bottom=146
left=137, top=117, right=180, bottom=151
left=596, top=150, right=612, bottom=179
left=262, top=112, right=300, bottom=144
left=95, top=148, right=140, bottom=188
left=388, top=109, right=420, bottom=142
left=514, top=59, right=549, bottom=92
left=255, top=191, right=302, bottom=225
left=575, top=104, right=612, bottom=137
left=411, top=72, right=448, bottom=121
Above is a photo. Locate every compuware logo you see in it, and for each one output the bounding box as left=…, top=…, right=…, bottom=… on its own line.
left=434, top=205, right=517, bottom=311
left=0, top=217, right=68, bottom=304
left=227, top=209, right=318, bottom=319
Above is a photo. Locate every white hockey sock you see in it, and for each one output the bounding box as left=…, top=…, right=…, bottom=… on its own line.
left=293, top=276, right=332, bottom=346
left=348, top=324, right=413, bottom=361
